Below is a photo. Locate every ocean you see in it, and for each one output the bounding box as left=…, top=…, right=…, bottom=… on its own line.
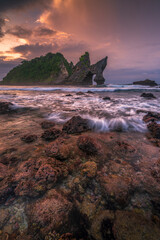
left=0, top=84, right=160, bottom=133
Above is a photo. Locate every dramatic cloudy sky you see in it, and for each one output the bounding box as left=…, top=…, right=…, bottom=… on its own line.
left=0, top=0, right=160, bottom=83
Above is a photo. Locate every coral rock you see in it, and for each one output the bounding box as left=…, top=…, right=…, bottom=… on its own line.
left=77, top=136, right=101, bottom=155
left=21, top=134, right=37, bottom=143
left=81, top=161, right=97, bottom=178
left=63, top=116, right=90, bottom=134
left=41, top=128, right=61, bottom=141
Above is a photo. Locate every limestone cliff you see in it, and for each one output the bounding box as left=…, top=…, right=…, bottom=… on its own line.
left=1, top=52, right=108, bottom=86
left=65, top=52, right=108, bottom=85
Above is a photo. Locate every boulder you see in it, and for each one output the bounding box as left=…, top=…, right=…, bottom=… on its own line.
left=0, top=102, right=14, bottom=114
left=62, top=116, right=90, bottom=134
left=41, top=128, right=61, bottom=141
left=45, top=140, right=70, bottom=160
left=140, top=93, right=156, bottom=99
left=103, top=96, right=111, bottom=100
left=143, top=112, right=160, bottom=123
left=77, top=136, right=101, bottom=155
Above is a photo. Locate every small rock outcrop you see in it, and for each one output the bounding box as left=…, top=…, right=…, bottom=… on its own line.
left=133, top=79, right=158, bottom=86
left=141, top=93, right=156, bottom=99
left=0, top=102, right=14, bottom=114
left=41, top=128, right=61, bottom=141
left=62, top=116, right=90, bottom=134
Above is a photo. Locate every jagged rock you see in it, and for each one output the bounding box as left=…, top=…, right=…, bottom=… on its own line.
left=66, top=52, right=108, bottom=85
left=90, top=56, right=108, bottom=85
left=141, top=93, right=156, bottom=99
left=21, top=134, right=37, bottom=143
left=41, top=128, right=61, bottom=141
left=62, top=116, right=90, bottom=134
left=40, top=120, right=55, bottom=129
left=133, top=79, right=158, bottom=86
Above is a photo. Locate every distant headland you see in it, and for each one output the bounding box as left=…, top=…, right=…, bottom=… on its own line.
left=0, top=52, right=108, bottom=86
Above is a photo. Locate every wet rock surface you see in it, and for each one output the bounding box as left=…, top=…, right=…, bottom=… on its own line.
left=0, top=101, right=14, bottom=114
left=141, top=93, right=156, bottom=99
left=41, top=128, right=61, bottom=141
left=62, top=116, right=90, bottom=134
left=1, top=109, right=160, bottom=239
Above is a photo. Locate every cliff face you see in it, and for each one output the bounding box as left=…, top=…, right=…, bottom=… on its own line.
left=1, top=52, right=108, bottom=86
left=1, top=52, right=72, bottom=85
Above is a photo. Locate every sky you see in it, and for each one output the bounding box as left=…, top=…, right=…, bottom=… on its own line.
left=0, top=0, right=160, bottom=84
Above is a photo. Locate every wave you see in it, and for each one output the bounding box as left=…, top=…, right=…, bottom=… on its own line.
left=47, top=112, right=147, bottom=133
left=86, top=115, right=147, bottom=133
left=0, top=84, right=160, bottom=93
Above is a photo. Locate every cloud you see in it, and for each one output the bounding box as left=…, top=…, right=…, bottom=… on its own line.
left=12, top=42, right=58, bottom=59
left=0, top=0, right=52, bottom=12
left=0, top=18, right=5, bottom=38
left=34, top=27, right=57, bottom=36
left=7, top=26, right=32, bottom=38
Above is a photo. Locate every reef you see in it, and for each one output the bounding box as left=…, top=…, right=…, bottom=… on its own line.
left=0, top=107, right=160, bottom=240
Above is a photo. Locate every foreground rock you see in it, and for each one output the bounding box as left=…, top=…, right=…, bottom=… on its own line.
left=63, top=116, right=90, bottom=134
left=0, top=101, right=14, bottom=114
left=147, top=122, right=160, bottom=139
left=103, top=96, right=111, bottom=100
left=143, top=112, right=160, bottom=123
left=41, top=128, right=61, bottom=141
left=133, top=79, right=158, bottom=86
left=77, top=136, right=101, bottom=155
left=141, top=93, right=156, bottom=99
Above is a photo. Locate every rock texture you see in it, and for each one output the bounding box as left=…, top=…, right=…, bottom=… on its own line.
left=66, top=52, right=108, bottom=85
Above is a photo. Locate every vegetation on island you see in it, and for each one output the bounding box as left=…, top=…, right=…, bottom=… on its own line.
left=1, top=52, right=73, bottom=85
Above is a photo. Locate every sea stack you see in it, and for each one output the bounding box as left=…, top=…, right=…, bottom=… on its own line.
left=66, top=52, right=108, bottom=85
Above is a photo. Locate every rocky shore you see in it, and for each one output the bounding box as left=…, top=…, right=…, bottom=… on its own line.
left=0, top=101, right=160, bottom=240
